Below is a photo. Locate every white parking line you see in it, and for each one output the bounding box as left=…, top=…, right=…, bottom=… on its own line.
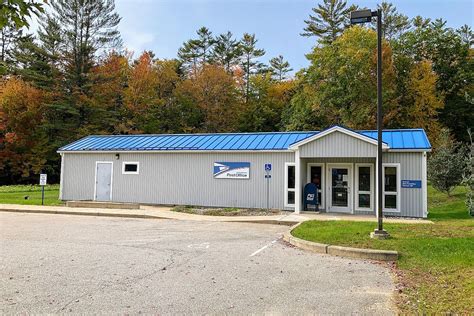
left=188, top=242, right=210, bottom=249
left=249, top=238, right=280, bottom=257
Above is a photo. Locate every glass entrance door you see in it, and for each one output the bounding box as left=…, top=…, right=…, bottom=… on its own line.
left=328, top=165, right=352, bottom=213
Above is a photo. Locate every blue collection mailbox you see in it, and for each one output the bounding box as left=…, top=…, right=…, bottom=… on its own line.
left=304, top=183, right=319, bottom=211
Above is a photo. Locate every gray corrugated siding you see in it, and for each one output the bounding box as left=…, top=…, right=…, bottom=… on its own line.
left=60, top=150, right=425, bottom=217
left=61, top=152, right=295, bottom=210
left=299, top=154, right=424, bottom=218
left=299, top=131, right=377, bottom=158
left=383, top=152, right=424, bottom=218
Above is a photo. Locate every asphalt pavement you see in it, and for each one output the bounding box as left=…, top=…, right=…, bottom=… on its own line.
left=0, top=212, right=395, bottom=314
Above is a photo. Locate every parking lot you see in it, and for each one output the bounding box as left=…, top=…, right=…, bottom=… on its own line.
left=0, top=212, right=395, bottom=314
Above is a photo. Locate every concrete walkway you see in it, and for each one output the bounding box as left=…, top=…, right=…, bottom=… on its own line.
left=0, top=203, right=431, bottom=224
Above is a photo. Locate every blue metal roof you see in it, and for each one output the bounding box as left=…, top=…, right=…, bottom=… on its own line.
left=58, top=128, right=431, bottom=152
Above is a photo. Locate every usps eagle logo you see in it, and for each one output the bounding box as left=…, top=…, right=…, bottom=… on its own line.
left=213, top=162, right=250, bottom=179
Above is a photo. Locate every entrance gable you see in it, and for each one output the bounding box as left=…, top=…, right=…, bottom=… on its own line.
left=290, top=126, right=389, bottom=158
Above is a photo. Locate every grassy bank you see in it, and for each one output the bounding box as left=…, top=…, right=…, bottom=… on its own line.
left=0, top=184, right=62, bottom=206
left=292, top=186, right=473, bottom=314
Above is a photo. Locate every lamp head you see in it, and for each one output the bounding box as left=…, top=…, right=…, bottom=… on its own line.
left=350, top=9, right=373, bottom=24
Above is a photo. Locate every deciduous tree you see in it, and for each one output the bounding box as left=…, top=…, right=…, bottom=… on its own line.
left=175, top=65, right=240, bottom=132
left=0, top=77, right=49, bottom=182
left=288, top=26, right=398, bottom=130
left=239, top=73, right=295, bottom=132
left=394, top=19, right=473, bottom=142
left=403, top=60, right=444, bottom=147
left=0, top=0, right=45, bottom=29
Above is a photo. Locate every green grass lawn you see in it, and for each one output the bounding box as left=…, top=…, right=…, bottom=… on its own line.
left=292, top=186, right=473, bottom=314
left=0, top=184, right=62, bottom=206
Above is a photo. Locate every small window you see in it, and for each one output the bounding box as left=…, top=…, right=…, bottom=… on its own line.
left=122, top=162, right=139, bottom=174
left=285, top=163, right=296, bottom=207
left=383, top=164, right=400, bottom=212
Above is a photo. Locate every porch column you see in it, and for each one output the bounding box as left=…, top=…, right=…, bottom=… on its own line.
left=295, top=149, right=302, bottom=214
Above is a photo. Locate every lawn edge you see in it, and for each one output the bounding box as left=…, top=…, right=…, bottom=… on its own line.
left=284, top=222, right=399, bottom=261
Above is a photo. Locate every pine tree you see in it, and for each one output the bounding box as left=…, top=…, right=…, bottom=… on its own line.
left=269, top=55, right=293, bottom=81
left=10, top=34, right=55, bottom=89
left=0, top=22, right=22, bottom=74
left=301, top=0, right=356, bottom=44
left=211, top=31, right=242, bottom=72
left=373, top=2, right=410, bottom=40
left=37, top=16, right=62, bottom=70
left=178, top=39, right=200, bottom=74
left=178, top=27, right=215, bottom=75
left=50, top=0, right=122, bottom=126
left=457, top=24, right=474, bottom=47
left=240, top=33, right=265, bottom=102
left=195, top=27, right=214, bottom=64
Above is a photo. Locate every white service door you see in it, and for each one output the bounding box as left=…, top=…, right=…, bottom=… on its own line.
left=328, top=165, right=352, bottom=213
left=95, top=162, right=112, bottom=201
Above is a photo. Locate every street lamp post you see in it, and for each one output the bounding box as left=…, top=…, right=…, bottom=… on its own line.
left=350, top=9, right=389, bottom=239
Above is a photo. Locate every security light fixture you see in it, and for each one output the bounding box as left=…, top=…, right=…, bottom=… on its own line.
left=350, top=9, right=373, bottom=24
left=115, top=153, right=120, bottom=160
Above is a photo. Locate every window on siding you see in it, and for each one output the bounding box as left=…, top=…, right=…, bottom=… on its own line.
left=285, top=163, right=296, bottom=207
left=356, top=165, right=373, bottom=210
left=122, top=162, right=139, bottom=174
left=383, top=164, right=400, bottom=212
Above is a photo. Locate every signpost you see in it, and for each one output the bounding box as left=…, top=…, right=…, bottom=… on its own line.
left=39, top=174, right=47, bottom=205
left=264, top=164, right=272, bottom=211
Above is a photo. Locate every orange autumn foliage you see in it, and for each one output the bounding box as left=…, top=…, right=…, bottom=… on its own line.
left=0, top=77, right=49, bottom=179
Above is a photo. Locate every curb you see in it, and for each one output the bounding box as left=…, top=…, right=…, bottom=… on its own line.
left=283, top=222, right=398, bottom=261
left=232, top=219, right=297, bottom=226
left=0, top=208, right=298, bottom=226
left=66, top=201, right=140, bottom=209
left=0, top=208, right=166, bottom=220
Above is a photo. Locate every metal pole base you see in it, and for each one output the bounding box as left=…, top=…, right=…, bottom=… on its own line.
left=370, top=229, right=390, bottom=239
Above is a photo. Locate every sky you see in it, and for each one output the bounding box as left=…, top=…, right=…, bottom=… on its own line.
left=36, top=0, right=474, bottom=71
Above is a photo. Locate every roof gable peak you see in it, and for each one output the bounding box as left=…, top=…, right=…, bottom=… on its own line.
left=289, top=125, right=389, bottom=150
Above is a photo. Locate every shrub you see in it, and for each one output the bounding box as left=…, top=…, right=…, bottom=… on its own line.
left=462, top=129, right=473, bottom=216
left=428, top=129, right=467, bottom=196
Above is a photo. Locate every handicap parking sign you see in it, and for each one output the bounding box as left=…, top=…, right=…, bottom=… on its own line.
left=265, top=163, right=272, bottom=172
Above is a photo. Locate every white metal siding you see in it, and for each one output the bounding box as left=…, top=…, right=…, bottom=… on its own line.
left=299, top=131, right=377, bottom=158
left=60, top=148, right=425, bottom=217
left=62, top=152, right=295, bottom=210
left=299, top=155, right=424, bottom=217
left=383, top=152, right=424, bottom=218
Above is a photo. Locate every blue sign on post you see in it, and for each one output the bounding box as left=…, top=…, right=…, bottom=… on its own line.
left=264, top=164, right=272, bottom=211
left=401, top=180, right=422, bottom=188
